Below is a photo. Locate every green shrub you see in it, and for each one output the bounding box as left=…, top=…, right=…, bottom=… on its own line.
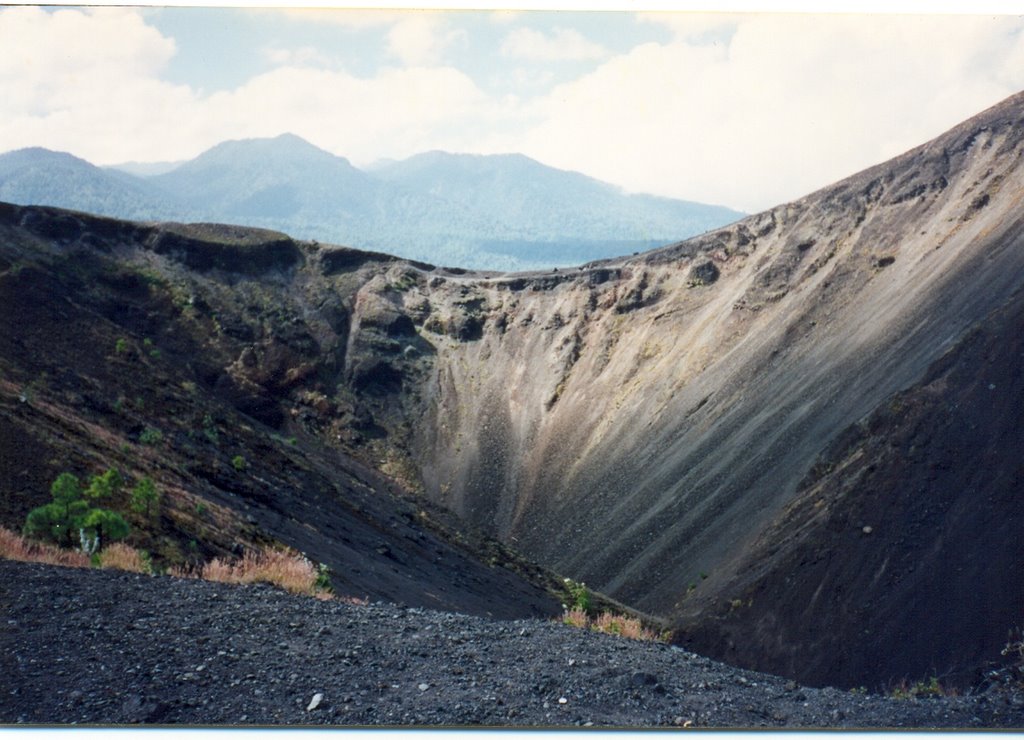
left=139, top=427, right=163, bottom=445
left=24, top=473, right=90, bottom=548
left=314, top=562, right=333, bottom=593
left=564, top=578, right=592, bottom=612
left=891, top=676, right=950, bottom=699
left=81, top=508, right=130, bottom=551
left=202, top=414, right=219, bottom=444
left=115, top=338, right=129, bottom=355
left=86, top=468, right=123, bottom=501
left=23, top=470, right=131, bottom=551
left=129, top=476, right=160, bottom=519
left=231, top=455, right=247, bottom=472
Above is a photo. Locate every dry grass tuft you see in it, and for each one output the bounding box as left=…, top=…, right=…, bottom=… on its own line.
left=2, top=526, right=155, bottom=573
left=3, top=525, right=352, bottom=604
left=170, top=551, right=362, bottom=602
left=561, top=608, right=660, bottom=642
left=98, top=542, right=150, bottom=573
left=592, top=611, right=659, bottom=641
left=197, top=549, right=322, bottom=596
left=0, top=526, right=90, bottom=568
left=166, top=563, right=199, bottom=579
left=562, top=607, right=589, bottom=629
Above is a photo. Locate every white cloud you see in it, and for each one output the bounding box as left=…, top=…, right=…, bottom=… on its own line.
left=261, top=44, right=337, bottom=68
left=386, top=14, right=466, bottom=66
left=0, top=7, right=490, bottom=165
left=501, top=27, right=609, bottom=61
left=0, top=7, right=176, bottom=116
left=496, top=13, right=1024, bottom=211
left=3, top=6, right=1024, bottom=217
left=0, top=7, right=197, bottom=161
left=200, top=64, right=493, bottom=162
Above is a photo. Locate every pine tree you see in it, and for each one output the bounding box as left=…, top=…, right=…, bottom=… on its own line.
left=23, top=470, right=131, bottom=550
left=130, top=476, right=160, bottom=520
left=86, top=468, right=124, bottom=501
left=81, top=508, right=130, bottom=551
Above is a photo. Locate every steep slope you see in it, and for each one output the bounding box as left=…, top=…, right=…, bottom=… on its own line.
left=334, top=90, right=1024, bottom=687
left=673, top=288, right=1024, bottom=688
left=0, top=148, right=186, bottom=221
left=0, top=203, right=564, bottom=619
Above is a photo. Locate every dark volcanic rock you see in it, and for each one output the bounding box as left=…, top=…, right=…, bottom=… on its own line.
left=673, top=287, right=1024, bottom=690
left=2, top=560, right=1022, bottom=728
left=147, top=225, right=301, bottom=276
left=687, top=260, right=720, bottom=286
left=0, top=203, right=564, bottom=621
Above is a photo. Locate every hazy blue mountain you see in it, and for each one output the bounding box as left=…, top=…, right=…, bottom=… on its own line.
left=105, top=160, right=184, bottom=177
left=0, top=148, right=186, bottom=221
left=0, top=136, right=744, bottom=270
left=375, top=150, right=742, bottom=242
left=145, top=134, right=492, bottom=263
left=150, top=134, right=375, bottom=219
left=373, top=150, right=744, bottom=267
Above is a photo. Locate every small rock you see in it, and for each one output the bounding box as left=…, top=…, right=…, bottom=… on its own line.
left=784, top=680, right=799, bottom=692
left=631, top=671, right=659, bottom=687
left=558, top=697, right=568, bottom=704
left=862, top=525, right=873, bottom=534
left=418, top=683, right=430, bottom=692
left=307, top=693, right=324, bottom=711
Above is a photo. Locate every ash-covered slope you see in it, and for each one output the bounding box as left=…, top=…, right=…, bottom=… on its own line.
left=338, top=90, right=1024, bottom=687
left=0, top=204, right=564, bottom=620
left=674, top=285, right=1024, bottom=689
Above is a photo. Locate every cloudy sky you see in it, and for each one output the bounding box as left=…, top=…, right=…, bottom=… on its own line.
left=2, top=3, right=1024, bottom=212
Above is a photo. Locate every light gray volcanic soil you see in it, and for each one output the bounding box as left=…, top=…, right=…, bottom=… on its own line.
left=2, top=560, right=1022, bottom=728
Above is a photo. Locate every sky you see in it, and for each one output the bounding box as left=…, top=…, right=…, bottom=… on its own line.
left=2, top=2, right=1024, bottom=212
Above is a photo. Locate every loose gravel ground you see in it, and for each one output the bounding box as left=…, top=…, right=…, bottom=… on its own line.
left=2, top=560, right=1023, bottom=728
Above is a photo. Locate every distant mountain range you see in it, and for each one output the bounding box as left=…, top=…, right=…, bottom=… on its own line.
left=0, top=135, right=743, bottom=270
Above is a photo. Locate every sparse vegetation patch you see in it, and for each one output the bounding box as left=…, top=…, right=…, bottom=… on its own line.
left=560, top=607, right=661, bottom=642
left=170, top=548, right=333, bottom=599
